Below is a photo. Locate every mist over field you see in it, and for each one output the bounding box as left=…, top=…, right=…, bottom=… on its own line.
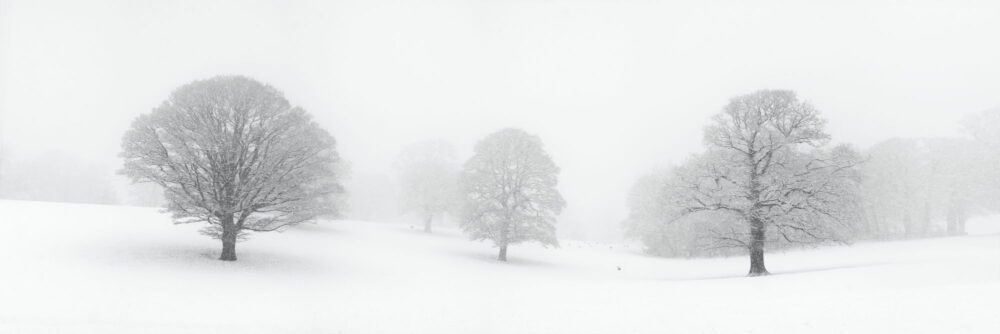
left=1, top=0, right=999, bottom=333
left=3, top=0, right=998, bottom=240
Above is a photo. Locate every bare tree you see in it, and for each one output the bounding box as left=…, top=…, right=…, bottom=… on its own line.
left=394, top=139, right=459, bottom=233
left=120, top=76, right=344, bottom=261
left=460, top=128, right=565, bottom=261
left=673, top=90, right=860, bottom=276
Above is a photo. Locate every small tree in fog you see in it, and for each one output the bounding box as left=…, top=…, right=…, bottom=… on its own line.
left=674, top=90, right=860, bottom=276
left=460, top=128, right=565, bottom=261
left=623, top=171, right=677, bottom=255
left=394, top=139, right=459, bottom=233
left=121, top=76, right=344, bottom=261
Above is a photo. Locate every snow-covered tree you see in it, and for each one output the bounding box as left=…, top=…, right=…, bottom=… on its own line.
left=670, top=90, right=861, bottom=276
left=460, top=128, right=565, bottom=261
left=120, top=76, right=344, bottom=261
left=394, top=139, right=459, bottom=233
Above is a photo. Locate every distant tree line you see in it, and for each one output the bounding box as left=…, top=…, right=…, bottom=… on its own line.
left=0, top=152, right=120, bottom=205
left=858, top=136, right=998, bottom=238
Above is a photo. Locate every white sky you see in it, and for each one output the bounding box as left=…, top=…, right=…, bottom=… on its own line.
left=2, top=0, right=999, bottom=239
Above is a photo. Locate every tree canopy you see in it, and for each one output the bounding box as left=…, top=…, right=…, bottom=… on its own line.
left=460, top=128, right=565, bottom=261
left=120, top=75, right=344, bottom=261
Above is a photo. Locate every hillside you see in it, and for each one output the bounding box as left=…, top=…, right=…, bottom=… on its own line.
left=0, top=200, right=997, bottom=333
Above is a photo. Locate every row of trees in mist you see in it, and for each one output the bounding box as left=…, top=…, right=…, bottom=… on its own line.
left=859, top=137, right=998, bottom=238
left=624, top=91, right=1000, bottom=275
left=121, top=76, right=564, bottom=262
left=112, top=74, right=998, bottom=274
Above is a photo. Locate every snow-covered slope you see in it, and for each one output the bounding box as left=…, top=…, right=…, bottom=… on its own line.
left=0, top=200, right=997, bottom=333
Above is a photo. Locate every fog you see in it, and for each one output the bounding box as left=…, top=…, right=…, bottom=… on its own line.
left=2, top=0, right=999, bottom=241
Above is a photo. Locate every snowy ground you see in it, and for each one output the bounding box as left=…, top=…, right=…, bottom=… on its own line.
left=0, top=200, right=998, bottom=333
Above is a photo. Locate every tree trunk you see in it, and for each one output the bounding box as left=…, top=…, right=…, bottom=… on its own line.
left=745, top=156, right=767, bottom=276
left=902, top=184, right=915, bottom=236
left=423, top=213, right=433, bottom=233
left=219, top=213, right=238, bottom=261
left=947, top=199, right=968, bottom=235
left=921, top=202, right=931, bottom=235
left=497, top=219, right=510, bottom=262
left=747, top=219, right=768, bottom=276
left=947, top=207, right=958, bottom=234
left=902, top=208, right=913, bottom=236
left=498, top=244, right=508, bottom=262
left=868, top=209, right=882, bottom=239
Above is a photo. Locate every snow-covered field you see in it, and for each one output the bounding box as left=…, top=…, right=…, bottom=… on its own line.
left=0, top=199, right=997, bottom=333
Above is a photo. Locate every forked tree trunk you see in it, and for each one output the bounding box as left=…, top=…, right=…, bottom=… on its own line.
left=219, top=213, right=238, bottom=261
left=748, top=219, right=768, bottom=276
left=498, top=244, right=508, bottom=262
left=423, top=213, right=433, bottom=233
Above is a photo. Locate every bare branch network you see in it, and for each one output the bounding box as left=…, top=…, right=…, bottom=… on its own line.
left=121, top=76, right=344, bottom=261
